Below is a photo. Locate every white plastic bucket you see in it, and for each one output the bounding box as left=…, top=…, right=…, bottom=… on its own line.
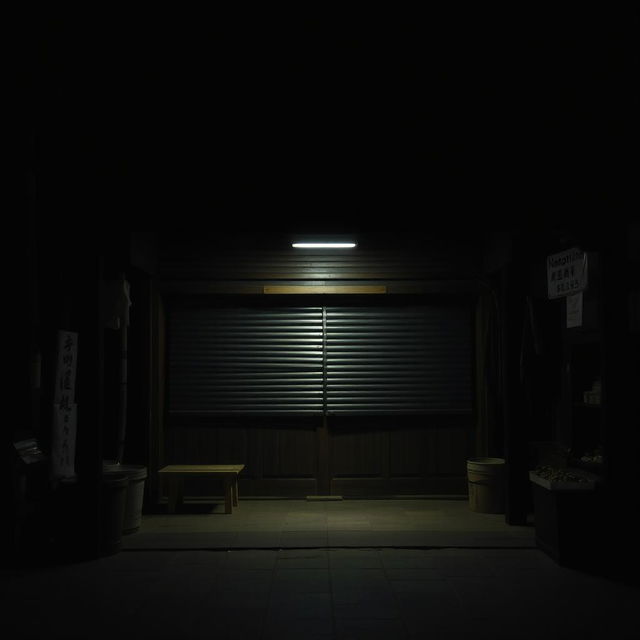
left=467, top=457, right=506, bottom=513
left=103, top=461, right=147, bottom=534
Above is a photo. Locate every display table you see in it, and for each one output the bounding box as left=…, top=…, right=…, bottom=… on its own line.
left=529, top=468, right=603, bottom=565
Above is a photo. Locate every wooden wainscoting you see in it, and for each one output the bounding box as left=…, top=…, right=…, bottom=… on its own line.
left=162, top=414, right=472, bottom=500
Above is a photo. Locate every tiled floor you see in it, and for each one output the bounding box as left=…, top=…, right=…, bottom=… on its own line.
left=123, top=498, right=536, bottom=549
left=3, top=499, right=639, bottom=640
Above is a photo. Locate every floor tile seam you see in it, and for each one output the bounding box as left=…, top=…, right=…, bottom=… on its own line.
left=254, top=557, right=279, bottom=640
left=328, top=550, right=355, bottom=637
left=378, top=548, right=422, bottom=637
left=122, top=544, right=538, bottom=552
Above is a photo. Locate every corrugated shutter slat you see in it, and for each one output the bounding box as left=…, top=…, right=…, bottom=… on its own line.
left=325, top=307, right=471, bottom=415
left=169, top=305, right=472, bottom=417
left=169, top=308, right=324, bottom=415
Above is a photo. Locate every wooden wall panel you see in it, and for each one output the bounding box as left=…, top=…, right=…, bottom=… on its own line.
left=216, top=427, right=249, bottom=467
left=239, top=478, right=317, bottom=497
left=261, top=427, right=317, bottom=477
left=330, top=429, right=384, bottom=477
left=389, top=428, right=426, bottom=477
left=331, top=478, right=389, bottom=496
left=435, top=426, right=473, bottom=475
left=161, top=418, right=473, bottom=499
left=422, top=427, right=440, bottom=476
left=329, top=420, right=472, bottom=496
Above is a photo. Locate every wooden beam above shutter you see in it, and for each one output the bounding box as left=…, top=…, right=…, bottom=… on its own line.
left=264, top=285, right=387, bottom=295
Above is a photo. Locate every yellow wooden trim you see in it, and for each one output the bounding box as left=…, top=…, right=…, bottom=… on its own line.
left=263, top=285, right=387, bottom=295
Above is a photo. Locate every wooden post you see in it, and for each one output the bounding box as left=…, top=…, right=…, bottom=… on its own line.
left=599, top=231, right=640, bottom=571
left=73, top=240, right=105, bottom=559
left=317, top=415, right=331, bottom=495
left=317, top=305, right=331, bottom=495
left=501, top=258, right=530, bottom=526
left=149, top=284, right=166, bottom=506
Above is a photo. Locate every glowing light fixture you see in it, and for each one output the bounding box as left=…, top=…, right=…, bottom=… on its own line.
left=292, top=242, right=357, bottom=249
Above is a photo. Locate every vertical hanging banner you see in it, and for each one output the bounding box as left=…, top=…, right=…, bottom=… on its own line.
left=546, top=247, right=588, bottom=299
left=52, top=404, right=77, bottom=478
left=52, top=330, right=78, bottom=479
left=54, top=330, right=78, bottom=404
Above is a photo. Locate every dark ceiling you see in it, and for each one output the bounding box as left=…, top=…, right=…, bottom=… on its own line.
left=24, top=11, right=636, bottom=235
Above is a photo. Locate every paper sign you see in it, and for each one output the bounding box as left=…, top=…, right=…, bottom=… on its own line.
left=566, top=292, right=583, bottom=328
left=54, top=330, right=78, bottom=405
left=52, top=403, right=77, bottom=478
left=52, top=330, right=78, bottom=479
left=547, top=248, right=588, bottom=299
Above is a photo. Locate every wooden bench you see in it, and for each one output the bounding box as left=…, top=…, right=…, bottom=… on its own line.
left=158, top=464, right=245, bottom=514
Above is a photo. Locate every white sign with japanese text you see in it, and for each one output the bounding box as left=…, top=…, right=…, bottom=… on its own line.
left=52, top=330, right=78, bottom=479
left=52, top=403, right=77, bottom=478
left=54, top=331, right=78, bottom=405
left=547, top=248, right=588, bottom=299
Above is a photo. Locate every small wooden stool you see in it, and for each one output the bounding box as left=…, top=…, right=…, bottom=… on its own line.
left=158, top=464, right=245, bottom=514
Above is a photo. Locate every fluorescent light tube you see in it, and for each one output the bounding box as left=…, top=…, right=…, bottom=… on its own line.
left=292, top=242, right=357, bottom=249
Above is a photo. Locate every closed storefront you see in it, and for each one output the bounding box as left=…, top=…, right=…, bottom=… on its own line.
left=166, top=297, right=474, bottom=497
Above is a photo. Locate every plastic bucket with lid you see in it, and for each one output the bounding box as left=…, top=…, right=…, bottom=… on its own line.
left=467, top=457, right=506, bottom=513
left=101, top=472, right=129, bottom=555
left=103, top=461, right=147, bottom=534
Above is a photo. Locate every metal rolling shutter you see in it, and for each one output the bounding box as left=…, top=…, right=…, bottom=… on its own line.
left=325, top=306, right=472, bottom=415
left=169, top=307, right=324, bottom=415
left=169, top=305, right=471, bottom=417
